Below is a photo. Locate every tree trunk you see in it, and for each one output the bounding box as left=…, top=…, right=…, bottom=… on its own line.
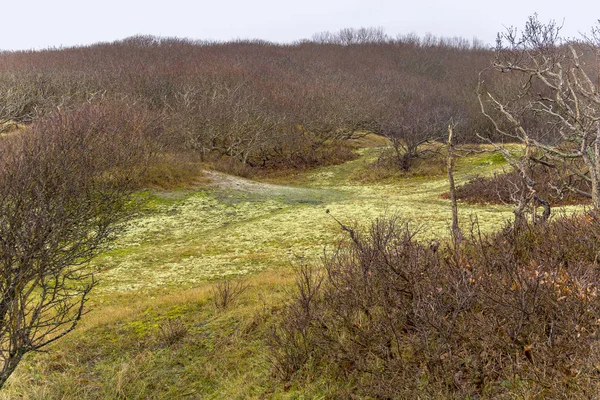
left=0, top=353, right=22, bottom=389
left=447, top=125, right=462, bottom=245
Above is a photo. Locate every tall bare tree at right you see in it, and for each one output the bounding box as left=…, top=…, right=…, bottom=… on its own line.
left=478, top=15, right=600, bottom=209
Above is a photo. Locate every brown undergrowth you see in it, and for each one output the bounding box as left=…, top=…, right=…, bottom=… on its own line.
left=272, top=213, right=600, bottom=398
left=446, top=165, right=591, bottom=206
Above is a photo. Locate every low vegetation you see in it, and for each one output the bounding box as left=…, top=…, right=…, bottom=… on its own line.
left=452, top=165, right=591, bottom=206
left=273, top=213, right=600, bottom=398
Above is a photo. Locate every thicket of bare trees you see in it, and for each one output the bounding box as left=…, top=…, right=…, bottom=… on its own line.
left=0, top=29, right=498, bottom=174
left=0, top=103, right=153, bottom=387
left=311, top=26, right=388, bottom=45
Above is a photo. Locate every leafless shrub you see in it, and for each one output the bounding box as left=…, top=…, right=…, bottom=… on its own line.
left=212, top=277, right=250, bottom=310
left=375, top=89, right=451, bottom=171
left=269, top=263, right=324, bottom=380
left=272, top=215, right=600, bottom=398
left=454, top=164, right=590, bottom=207
left=0, top=103, right=151, bottom=388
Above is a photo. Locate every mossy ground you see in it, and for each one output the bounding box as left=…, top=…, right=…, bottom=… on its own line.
left=93, top=142, right=517, bottom=294
left=2, top=139, right=570, bottom=399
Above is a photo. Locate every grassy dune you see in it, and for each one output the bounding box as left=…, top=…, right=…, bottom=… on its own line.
left=3, top=140, right=534, bottom=399
left=95, top=143, right=513, bottom=295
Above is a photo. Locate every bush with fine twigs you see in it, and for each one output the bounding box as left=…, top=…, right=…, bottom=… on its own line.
left=272, top=214, right=600, bottom=398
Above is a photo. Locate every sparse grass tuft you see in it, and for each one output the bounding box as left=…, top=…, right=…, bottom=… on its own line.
left=156, top=318, right=188, bottom=347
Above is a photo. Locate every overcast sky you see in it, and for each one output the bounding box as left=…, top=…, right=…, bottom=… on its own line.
left=1, top=1, right=598, bottom=51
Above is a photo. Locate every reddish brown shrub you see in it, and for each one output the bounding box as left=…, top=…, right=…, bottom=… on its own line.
left=452, top=165, right=590, bottom=206
left=271, top=215, right=600, bottom=398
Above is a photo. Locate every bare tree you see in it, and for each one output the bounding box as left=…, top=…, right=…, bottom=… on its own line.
left=476, top=137, right=551, bottom=227
left=478, top=15, right=600, bottom=208
left=0, top=104, right=149, bottom=388
left=378, top=90, right=450, bottom=171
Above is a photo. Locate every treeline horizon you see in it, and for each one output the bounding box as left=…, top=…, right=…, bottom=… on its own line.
left=1, top=26, right=491, bottom=53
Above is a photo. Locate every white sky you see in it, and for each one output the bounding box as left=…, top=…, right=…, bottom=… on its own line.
left=1, top=0, right=598, bottom=50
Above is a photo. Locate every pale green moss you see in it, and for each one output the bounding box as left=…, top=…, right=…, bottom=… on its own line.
left=92, top=145, right=578, bottom=294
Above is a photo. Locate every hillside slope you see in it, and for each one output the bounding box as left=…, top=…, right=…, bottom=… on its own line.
left=2, top=144, right=525, bottom=399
